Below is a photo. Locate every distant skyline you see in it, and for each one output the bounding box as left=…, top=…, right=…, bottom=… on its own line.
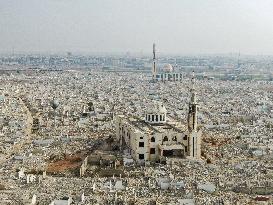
left=1, top=0, right=273, bottom=55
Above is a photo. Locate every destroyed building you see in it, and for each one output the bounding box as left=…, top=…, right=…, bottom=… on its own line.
left=115, top=72, right=201, bottom=162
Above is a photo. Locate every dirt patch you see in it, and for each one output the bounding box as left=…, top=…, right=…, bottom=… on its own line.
left=97, top=168, right=125, bottom=178
left=46, top=155, right=83, bottom=173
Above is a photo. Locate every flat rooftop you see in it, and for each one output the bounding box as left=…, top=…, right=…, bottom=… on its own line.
left=120, top=115, right=187, bottom=134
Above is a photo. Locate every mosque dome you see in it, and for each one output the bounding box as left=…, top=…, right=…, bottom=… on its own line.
left=51, top=98, right=59, bottom=110
left=145, top=101, right=167, bottom=124
left=163, top=64, right=173, bottom=73
left=146, top=102, right=167, bottom=114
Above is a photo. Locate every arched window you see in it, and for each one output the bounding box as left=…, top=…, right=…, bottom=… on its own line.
left=172, top=136, right=177, bottom=141
left=163, top=136, right=168, bottom=142
left=151, top=137, right=155, bottom=142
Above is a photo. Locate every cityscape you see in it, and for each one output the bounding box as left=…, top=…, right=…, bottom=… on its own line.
left=1, top=1, right=273, bottom=205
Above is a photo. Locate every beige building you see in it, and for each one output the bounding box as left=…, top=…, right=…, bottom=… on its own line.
left=115, top=73, right=201, bottom=162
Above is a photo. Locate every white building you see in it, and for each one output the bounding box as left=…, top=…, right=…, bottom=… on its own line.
left=115, top=73, right=201, bottom=162
left=152, top=44, right=183, bottom=82
left=155, top=64, right=183, bottom=82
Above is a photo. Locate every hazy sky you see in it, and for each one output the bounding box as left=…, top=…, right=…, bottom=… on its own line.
left=1, top=0, right=273, bottom=55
